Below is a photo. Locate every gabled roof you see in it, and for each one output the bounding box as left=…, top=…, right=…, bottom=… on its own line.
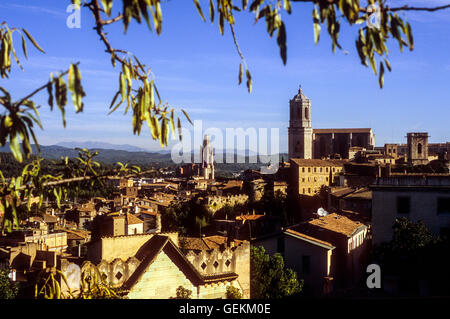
left=290, top=158, right=345, bottom=167
left=284, top=228, right=335, bottom=250
left=122, top=235, right=238, bottom=291
left=126, top=213, right=144, bottom=225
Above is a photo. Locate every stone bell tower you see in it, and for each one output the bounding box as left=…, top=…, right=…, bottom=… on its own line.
left=288, top=85, right=312, bottom=159
left=407, top=132, right=429, bottom=166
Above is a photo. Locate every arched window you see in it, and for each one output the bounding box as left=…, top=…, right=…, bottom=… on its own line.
left=418, top=143, right=422, bottom=154
left=305, top=107, right=309, bottom=120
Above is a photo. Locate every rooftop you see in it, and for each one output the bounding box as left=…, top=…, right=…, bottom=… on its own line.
left=313, top=128, right=372, bottom=134
left=290, top=158, right=345, bottom=167
left=181, top=235, right=244, bottom=251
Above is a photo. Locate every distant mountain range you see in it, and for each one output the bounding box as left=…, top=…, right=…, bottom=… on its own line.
left=55, top=141, right=151, bottom=153
left=0, top=142, right=288, bottom=169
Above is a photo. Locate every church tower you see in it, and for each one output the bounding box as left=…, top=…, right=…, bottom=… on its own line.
left=288, top=86, right=312, bottom=159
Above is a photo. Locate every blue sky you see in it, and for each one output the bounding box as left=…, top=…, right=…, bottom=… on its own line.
left=1, top=0, right=450, bottom=152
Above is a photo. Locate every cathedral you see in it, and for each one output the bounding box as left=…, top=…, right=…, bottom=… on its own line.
left=288, top=86, right=375, bottom=160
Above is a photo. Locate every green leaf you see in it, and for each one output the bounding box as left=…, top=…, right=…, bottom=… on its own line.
left=284, top=0, right=292, bottom=14
left=277, top=22, right=287, bottom=65
left=193, top=0, right=206, bottom=22
left=209, top=0, right=215, bottom=23
left=405, top=21, right=414, bottom=51
left=238, top=63, right=243, bottom=85
left=20, top=33, right=28, bottom=59
left=246, top=69, right=252, bottom=93
left=68, top=63, right=85, bottom=113
left=243, top=0, right=249, bottom=10
left=313, top=8, right=321, bottom=45
left=181, top=109, right=193, bottom=125
left=10, top=134, right=23, bottom=163
left=100, top=0, right=113, bottom=16
left=378, top=61, right=385, bottom=88
left=21, top=28, right=45, bottom=53
left=177, top=117, right=182, bottom=141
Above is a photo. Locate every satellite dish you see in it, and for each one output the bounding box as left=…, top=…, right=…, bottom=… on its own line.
left=317, top=207, right=329, bottom=217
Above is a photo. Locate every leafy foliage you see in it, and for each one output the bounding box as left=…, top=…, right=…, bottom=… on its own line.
left=173, top=285, right=193, bottom=299
left=250, top=245, right=303, bottom=298
left=226, top=285, right=242, bottom=299
left=0, top=268, right=19, bottom=299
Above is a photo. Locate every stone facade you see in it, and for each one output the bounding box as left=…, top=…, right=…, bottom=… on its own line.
left=290, top=158, right=344, bottom=196
left=407, top=132, right=429, bottom=166
left=288, top=86, right=313, bottom=160
left=288, top=86, right=375, bottom=160
left=371, top=174, right=450, bottom=244
left=184, top=240, right=250, bottom=298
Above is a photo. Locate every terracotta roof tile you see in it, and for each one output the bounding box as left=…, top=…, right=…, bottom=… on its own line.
left=290, top=158, right=345, bottom=167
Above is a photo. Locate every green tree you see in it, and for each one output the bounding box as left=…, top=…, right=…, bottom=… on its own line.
left=226, top=285, right=243, bottom=299
left=250, top=245, right=303, bottom=298
left=0, top=269, right=19, bottom=299
left=173, top=286, right=192, bottom=299
left=370, top=218, right=441, bottom=295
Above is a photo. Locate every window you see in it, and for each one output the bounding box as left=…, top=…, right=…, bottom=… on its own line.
left=308, top=168, right=311, bottom=172
left=418, top=143, right=422, bottom=154
left=397, top=196, right=410, bottom=214
left=437, top=197, right=450, bottom=215
left=302, top=167, right=305, bottom=173
left=302, top=255, right=310, bottom=274
left=308, top=188, right=311, bottom=193
left=314, top=168, right=317, bottom=173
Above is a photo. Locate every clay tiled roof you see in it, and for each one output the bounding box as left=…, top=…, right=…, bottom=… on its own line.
left=222, top=180, right=243, bottom=189
left=343, top=188, right=372, bottom=200
left=284, top=228, right=335, bottom=249
left=126, top=213, right=144, bottom=225
left=313, top=128, right=372, bottom=134
left=329, top=186, right=355, bottom=198
left=285, top=213, right=366, bottom=248
left=308, top=213, right=366, bottom=237
left=290, top=158, right=345, bottom=167
left=181, top=235, right=244, bottom=251
left=236, top=214, right=265, bottom=221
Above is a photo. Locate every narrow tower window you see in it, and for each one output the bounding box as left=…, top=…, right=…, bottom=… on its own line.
left=305, top=107, right=309, bottom=120
left=418, top=143, right=422, bottom=155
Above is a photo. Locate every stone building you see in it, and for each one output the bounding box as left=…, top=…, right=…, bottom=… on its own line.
left=288, top=86, right=313, bottom=159
left=288, top=86, right=375, bottom=160
left=371, top=173, right=450, bottom=244
left=177, top=135, right=215, bottom=180
left=81, top=233, right=249, bottom=299
left=407, top=132, right=429, bottom=166
left=289, top=158, right=344, bottom=196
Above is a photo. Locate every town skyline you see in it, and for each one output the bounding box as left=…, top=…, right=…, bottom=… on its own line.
left=1, top=0, right=449, bottom=153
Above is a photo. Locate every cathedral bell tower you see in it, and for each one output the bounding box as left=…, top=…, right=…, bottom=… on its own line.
left=288, top=85, right=312, bottom=159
